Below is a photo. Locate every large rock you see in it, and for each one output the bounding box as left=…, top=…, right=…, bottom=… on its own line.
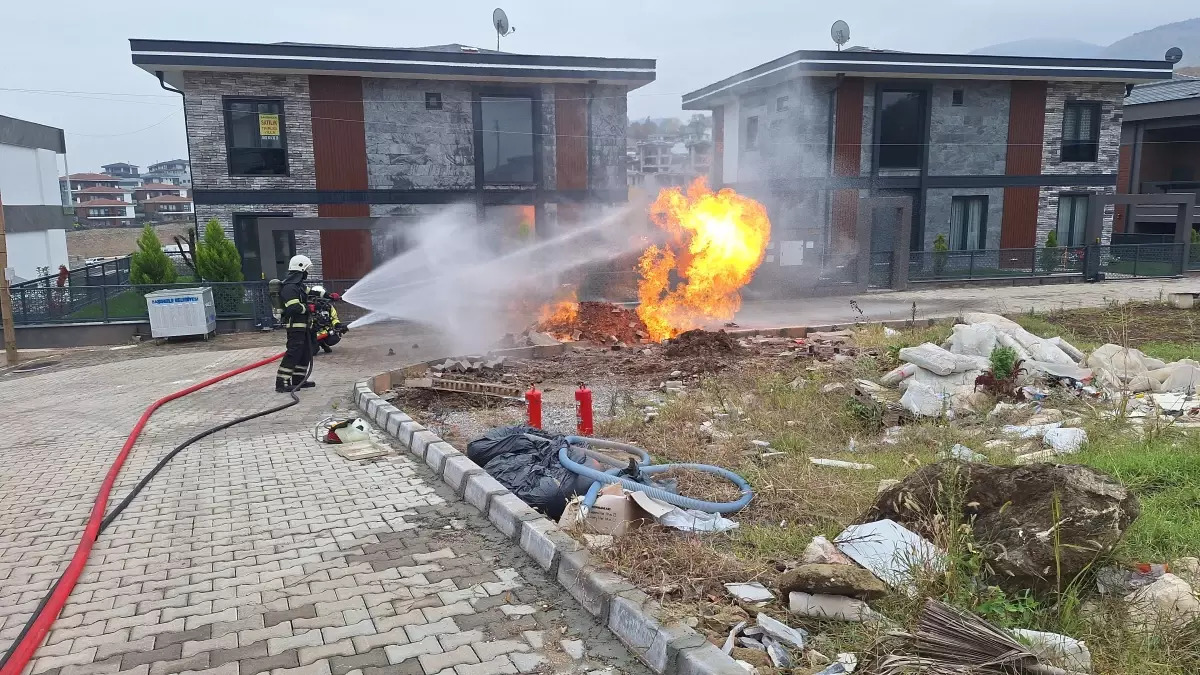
left=775, top=563, right=889, bottom=601
left=1124, top=573, right=1200, bottom=630
left=864, top=461, right=1140, bottom=594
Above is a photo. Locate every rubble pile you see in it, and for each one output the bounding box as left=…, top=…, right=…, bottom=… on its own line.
left=536, top=301, right=649, bottom=346
left=664, top=329, right=744, bottom=358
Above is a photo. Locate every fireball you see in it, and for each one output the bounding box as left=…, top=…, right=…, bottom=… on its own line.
left=636, top=178, right=771, bottom=341
left=536, top=289, right=579, bottom=334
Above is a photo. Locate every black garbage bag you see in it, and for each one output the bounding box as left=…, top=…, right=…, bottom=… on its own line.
left=467, top=426, right=600, bottom=519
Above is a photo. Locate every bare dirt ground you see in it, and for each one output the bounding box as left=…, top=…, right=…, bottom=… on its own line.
left=66, top=223, right=192, bottom=264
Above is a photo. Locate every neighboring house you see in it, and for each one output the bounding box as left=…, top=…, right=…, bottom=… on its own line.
left=632, top=137, right=710, bottom=189
left=1116, top=75, right=1200, bottom=239
left=101, top=162, right=143, bottom=190
left=636, top=140, right=676, bottom=173
left=59, top=172, right=122, bottom=206
left=141, top=194, right=195, bottom=223
left=145, top=158, right=191, bottom=186
left=682, top=47, right=1174, bottom=269
left=134, top=182, right=188, bottom=202
left=131, top=39, right=654, bottom=281
left=74, top=198, right=136, bottom=227
left=73, top=185, right=133, bottom=204
left=0, top=115, right=71, bottom=282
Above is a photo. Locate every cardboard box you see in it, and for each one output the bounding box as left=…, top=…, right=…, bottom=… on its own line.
left=558, top=485, right=675, bottom=536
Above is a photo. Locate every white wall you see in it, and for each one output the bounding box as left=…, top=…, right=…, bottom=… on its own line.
left=722, top=98, right=740, bottom=184
left=0, top=145, right=61, bottom=206
left=8, top=229, right=68, bottom=281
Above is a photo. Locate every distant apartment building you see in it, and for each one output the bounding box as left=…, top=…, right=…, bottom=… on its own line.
left=630, top=135, right=711, bottom=189
left=101, top=162, right=143, bottom=190
left=0, top=115, right=71, bottom=282
left=144, top=158, right=191, bottom=186
left=136, top=182, right=193, bottom=223
left=73, top=185, right=133, bottom=203
left=59, top=172, right=122, bottom=206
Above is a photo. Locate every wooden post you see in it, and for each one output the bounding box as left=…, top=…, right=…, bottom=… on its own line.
left=0, top=191, right=18, bottom=364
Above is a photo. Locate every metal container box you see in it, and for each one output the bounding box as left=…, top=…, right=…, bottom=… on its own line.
left=144, top=287, right=217, bottom=338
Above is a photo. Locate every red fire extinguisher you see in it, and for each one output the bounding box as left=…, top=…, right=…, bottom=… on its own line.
left=525, top=385, right=542, bottom=429
left=575, top=383, right=594, bottom=436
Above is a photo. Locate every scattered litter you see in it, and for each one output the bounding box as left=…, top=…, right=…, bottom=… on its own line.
left=821, top=382, right=846, bottom=394
left=755, top=613, right=808, bottom=651
left=899, top=343, right=958, bottom=376
left=834, top=519, right=945, bottom=592
left=722, top=620, right=747, bottom=654
left=802, top=536, right=854, bottom=566
left=1096, top=564, right=1169, bottom=596
left=109, top=344, right=137, bottom=351
left=1043, top=427, right=1087, bottom=454
left=879, top=363, right=918, bottom=386
left=750, top=439, right=771, bottom=448
left=884, top=327, right=900, bottom=337
left=560, top=639, right=585, bottom=660
left=877, top=479, right=900, bottom=494
left=725, top=582, right=775, bottom=604
left=763, top=637, right=793, bottom=669
left=813, top=654, right=858, bottom=675
left=938, top=443, right=987, bottom=463
left=1124, top=573, right=1200, bottom=630
left=880, top=426, right=903, bottom=445
left=810, top=458, right=876, bottom=470
left=582, top=534, right=614, bottom=550
left=1002, top=422, right=1062, bottom=439
left=988, top=402, right=1029, bottom=418
left=1016, top=448, right=1057, bottom=464
left=788, top=592, right=883, bottom=623
left=1009, top=628, right=1092, bottom=671
left=899, top=381, right=946, bottom=417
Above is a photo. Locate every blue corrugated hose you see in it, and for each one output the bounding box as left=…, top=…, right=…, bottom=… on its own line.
left=562, top=436, right=754, bottom=514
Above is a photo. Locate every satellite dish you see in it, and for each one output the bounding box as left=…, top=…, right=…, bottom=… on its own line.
left=831, top=20, right=850, bottom=51
left=1165, top=47, right=1184, bottom=65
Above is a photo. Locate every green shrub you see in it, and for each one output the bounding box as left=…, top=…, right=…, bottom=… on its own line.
left=194, top=219, right=244, bottom=282
left=1191, top=229, right=1199, bottom=244
left=1040, top=230, right=1059, bottom=273
left=933, top=234, right=949, bottom=277
left=989, top=345, right=1019, bottom=381
left=129, top=224, right=178, bottom=285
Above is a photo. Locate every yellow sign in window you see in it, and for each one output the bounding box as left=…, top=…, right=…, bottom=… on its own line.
left=259, top=114, right=280, bottom=139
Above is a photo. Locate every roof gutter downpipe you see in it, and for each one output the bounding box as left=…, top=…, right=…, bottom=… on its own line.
left=157, top=70, right=197, bottom=229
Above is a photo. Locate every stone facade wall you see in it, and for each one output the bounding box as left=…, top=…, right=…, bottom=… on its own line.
left=540, top=84, right=556, bottom=191
left=1035, top=185, right=1116, bottom=246
left=362, top=79, right=475, bottom=190
left=590, top=85, right=627, bottom=192
left=859, top=79, right=875, bottom=177
left=927, top=81, right=1010, bottom=176
left=1040, top=82, right=1124, bottom=175
left=738, top=79, right=833, bottom=183
left=182, top=72, right=316, bottom=191
left=194, top=203, right=322, bottom=279
left=922, top=187, right=1005, bottom=250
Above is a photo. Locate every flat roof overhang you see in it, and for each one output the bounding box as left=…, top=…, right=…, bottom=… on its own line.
left=131, top=39, right=656, bottom=90
left=682, top=50, right=1174, bottom=109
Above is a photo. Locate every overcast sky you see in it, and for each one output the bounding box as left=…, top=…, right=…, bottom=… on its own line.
left=2, top=0, right=1196, bottom=173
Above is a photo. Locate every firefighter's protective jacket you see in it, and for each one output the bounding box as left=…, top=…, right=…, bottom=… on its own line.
left=280, top=273, right=309, bottom=330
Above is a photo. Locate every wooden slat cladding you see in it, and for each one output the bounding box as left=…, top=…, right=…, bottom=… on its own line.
left=830, top=79, right=864, bottom=252
left=309, top=75, right=371, bottom=279
left=1000, top=186, right=1040, bottom=249
left=556, top=84, right=588, bottom=192
left=832, top=78, right=864, bottom=177
left=712, top=106, right=724, bottom=185
left=1005, top=81, right=1047, bottom=176
left=1000, top=81, right=1047, bottom=249
left=1114, top=144, right=1133, bottom=233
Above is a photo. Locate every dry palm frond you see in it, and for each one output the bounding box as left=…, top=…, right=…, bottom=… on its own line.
left=868, top=599, right=1081, bottom=675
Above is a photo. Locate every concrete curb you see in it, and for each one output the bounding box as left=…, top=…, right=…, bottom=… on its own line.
left=352, top=373, right=743, bottom=675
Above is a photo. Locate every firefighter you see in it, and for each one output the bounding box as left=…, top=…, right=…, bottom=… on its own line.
left=308, top=285, right=348, bottom=353
left=275, top=255, right=317, bottom=392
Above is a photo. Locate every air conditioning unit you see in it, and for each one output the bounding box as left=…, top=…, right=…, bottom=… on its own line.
left=144, top=287, right=217, bottom=339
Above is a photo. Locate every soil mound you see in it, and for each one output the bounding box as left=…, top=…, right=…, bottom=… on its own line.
left=664, top=329, right=743, bottom=358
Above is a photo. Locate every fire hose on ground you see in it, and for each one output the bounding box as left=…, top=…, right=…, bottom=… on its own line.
left=0, top=351, right=313, bottom=675
left=560, top=436, right=754, bottom=515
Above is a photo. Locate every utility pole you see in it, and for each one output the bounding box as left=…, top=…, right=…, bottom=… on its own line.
left=0, top=191, right=17, bottom=365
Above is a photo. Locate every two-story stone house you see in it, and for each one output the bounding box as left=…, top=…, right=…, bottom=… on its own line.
left=130, top=39, right=655, bottom=281
left=681, top=47, right=1174, bottom=279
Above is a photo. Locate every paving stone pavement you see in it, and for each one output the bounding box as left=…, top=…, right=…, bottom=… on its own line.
left=0, top=326, right=650, bottom=675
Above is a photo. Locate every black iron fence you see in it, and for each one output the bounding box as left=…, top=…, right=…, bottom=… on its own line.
left=895, top=243, right=1186, bottom=284
left=10, top=279, right=359, bottom=326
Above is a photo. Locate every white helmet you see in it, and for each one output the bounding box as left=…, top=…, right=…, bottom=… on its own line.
left=309, top=285, right=326, bottom=297
left=288, top=255, right=313, bottom=273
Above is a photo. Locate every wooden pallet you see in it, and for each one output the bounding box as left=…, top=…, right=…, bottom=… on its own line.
left=405, top=377, right=522, bottom=400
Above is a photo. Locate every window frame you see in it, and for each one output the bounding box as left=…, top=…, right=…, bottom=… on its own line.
left=1056, top=193, right=1090, bottom=246
left=875, top=87, right=928, bottom=171
left=745, top=116, right=759, bottom=150
left=222, top=97, right=289, bottom=177
left=776, top=96, right=789, bottom=112
left=951, top=89, right=965, bottom=106
left=473, top=89, right=540, bottom=187
left=1060, top=101, right=1101, bottom=163
left=949, top=195, right=989, bottom=250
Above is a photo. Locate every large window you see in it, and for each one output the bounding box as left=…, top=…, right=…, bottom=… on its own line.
left=1061, top=102, right=1100, bottom=163
left=878, top=90, right=926, bottom=169
left=1057, top=194, right=1090, bottom=246
left=746, top=116, right=759, bottom=150
left=481, top=96, right=535, bottom=184
left=224, top=99, right=288, bottom=176
left=949, top=196, right=988, bottom=250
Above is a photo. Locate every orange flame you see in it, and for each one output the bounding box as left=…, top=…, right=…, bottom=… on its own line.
left=537, top=289, right=579, bottom=330
left=636, top=178, right=771, bottom=341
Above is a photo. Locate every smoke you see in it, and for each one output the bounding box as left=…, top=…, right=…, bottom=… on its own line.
left=343, top=204, right=653, bottom=354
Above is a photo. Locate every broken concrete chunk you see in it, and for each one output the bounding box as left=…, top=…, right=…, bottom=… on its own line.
left=755, top=613, right=808, bottom=651
left=821, top=382, right=846, bottom=394
left=1124, top=573, right=1200, bottom=630
left=801, top=536, right=854, bottom=566
left=736, top=638, right=765, bottom=652
left=1043, top=427, right=1087, bottom=454
left=722, top=620, right=747, bottom=654
left=810, top=458, right=876, bottom=470
left=938, top=443, right=987, bottom=463
left=725, top=582, right=775, bottom=604
left=776, top=563, right=888, bottom=601
left=814, top=654, right=858, bottom=675
left=762, top=637, right=793, bottom=669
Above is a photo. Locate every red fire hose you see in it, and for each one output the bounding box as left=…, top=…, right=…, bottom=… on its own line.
left=0, top=352, right=286, bottom=675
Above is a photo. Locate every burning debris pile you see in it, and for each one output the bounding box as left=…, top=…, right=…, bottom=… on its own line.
left=536, top=297, right=649, bottom=346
